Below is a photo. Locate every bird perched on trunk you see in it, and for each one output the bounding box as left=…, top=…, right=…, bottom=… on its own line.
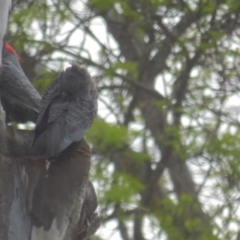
left=0, top=42, right=41, bottom=123
left=32, top=64, right=98, bottom=160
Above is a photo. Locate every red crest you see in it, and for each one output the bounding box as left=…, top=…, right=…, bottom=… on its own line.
left=4, top=42, right=20, bottom=60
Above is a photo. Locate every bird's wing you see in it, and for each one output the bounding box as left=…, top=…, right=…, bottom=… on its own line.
left=47, top=116, right=66, bottom=159
left=36, top=77, right=61, bottom=126
left=0, top=61, right=41, bottom=113
left=45, top=99, right=69, bottom=159
left=32, top=77, right=61, bottom=146
left=65, top=90, right=98, bottom=143
left=45, top=93, right=97, bottom=159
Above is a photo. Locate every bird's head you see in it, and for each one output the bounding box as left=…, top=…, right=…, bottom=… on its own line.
left=3, top=42, right=20, bottom=60
left=59, top=64, right=93, bottom=98
left=2, top=43, right=21, bottom=71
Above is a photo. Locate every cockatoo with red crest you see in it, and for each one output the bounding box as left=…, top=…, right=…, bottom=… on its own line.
left=0, top=42, right=41, bottom=123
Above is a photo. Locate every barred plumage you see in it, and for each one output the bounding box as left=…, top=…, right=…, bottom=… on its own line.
left=32, top=64, right=98, bottom=160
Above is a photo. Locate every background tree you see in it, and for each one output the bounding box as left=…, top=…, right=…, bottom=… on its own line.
left=6, top=0, right=240, bottom=239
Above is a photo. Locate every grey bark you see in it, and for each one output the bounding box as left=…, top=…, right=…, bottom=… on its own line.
left=0, top=0, right=11, bottom=66
left=0, top=128, right=99, bottom=240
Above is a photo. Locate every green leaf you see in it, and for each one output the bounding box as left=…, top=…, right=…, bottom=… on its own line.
left=86, top=119, right=129, bottom=153
left=105, top=172, right=143, bottom=203
left=105, top=61, right=138, bottom=78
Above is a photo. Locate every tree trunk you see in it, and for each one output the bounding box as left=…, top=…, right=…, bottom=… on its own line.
left=0, top=0, right=11, bottom=65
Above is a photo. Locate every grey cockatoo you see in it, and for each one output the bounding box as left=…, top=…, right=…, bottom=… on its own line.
left=0, top=42, right=41, bottom=123
left=32, top=64, right=98, bottom=160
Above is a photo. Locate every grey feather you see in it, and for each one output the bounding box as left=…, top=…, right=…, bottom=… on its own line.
left=32, top=64, right=98, bottom=160
left=0, top=51, right=41, bottom=123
